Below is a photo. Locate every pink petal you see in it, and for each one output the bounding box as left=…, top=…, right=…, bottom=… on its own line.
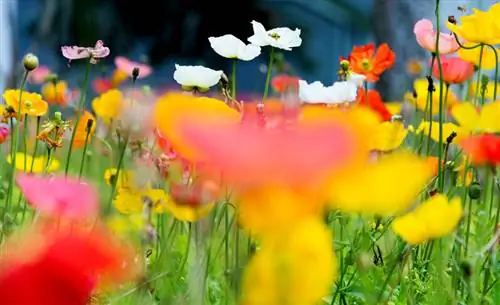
left=115, top=56, right=152, bottom=79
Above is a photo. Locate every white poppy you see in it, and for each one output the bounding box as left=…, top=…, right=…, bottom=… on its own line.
left=208, top=35, right=261, bottom=61
left=298, top=79, right=359, bottom=104
left=247, top=20, right=302, bottom=51
left=173, top=64, right=223, bottom=90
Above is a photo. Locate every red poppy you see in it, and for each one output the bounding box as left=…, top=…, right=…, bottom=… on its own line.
left=460, top=134, right=500, bottom=166
left=0, top=226, right=137, bottom=305
left=345, top=43, right=396, bottom=82
left=271, top=75, right=299, bottom=93
left=356, top=88, right=392, bottom=121
left=92, top=78, right=113, bottom=94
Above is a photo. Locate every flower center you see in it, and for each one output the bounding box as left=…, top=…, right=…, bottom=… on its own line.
left=361, top=59, right=373, bottom=72
left=269, top=32, right=281, bottom=41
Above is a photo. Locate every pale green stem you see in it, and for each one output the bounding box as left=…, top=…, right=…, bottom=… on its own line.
left=262, top=47, right=275, bottom=101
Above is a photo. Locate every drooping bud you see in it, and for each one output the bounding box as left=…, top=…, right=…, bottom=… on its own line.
left=468, top=181, right=481, bottom=199
left=448, top=15, right=457, bottom=25
left=86, top=119, right=94, bottom=133
left=132, top=67, right=140, bottom=81
left=23, top=53, right=39, bottom=71
left=459, top=260, right=473, bottom=279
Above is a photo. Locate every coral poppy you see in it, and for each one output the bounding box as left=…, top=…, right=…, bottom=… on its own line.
left=345, top=43, right=395, bottom=82
left=271, top=74, right=299, bottom=93
left=115, top=56, right=153, bottom=79
left=71, top=111, right=96, bottom=149
left=27, top=65, right=51, bottom=84
left=413, top=19, right=460, bottom=54
left=92, top=78, right=113, bottom=94
left=2, top=90, right=49, bottom=118
left=460, top=134, right=500, bottom=166
left=356, top=88, right=392, bottom=121
left=432, top=56, right=474, bottom=85
left=41, top=80, right=69, bottom=106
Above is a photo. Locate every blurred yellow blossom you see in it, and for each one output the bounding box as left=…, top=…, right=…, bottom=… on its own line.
left=114, top=188, right=169, bottom=214
left=468, top=81, right=496, bottom=100
left=41, top=81, right=68, bottom=106
left=370, top=121, right=408, bottom=152
left=104, top=168, right=135, bottom=189
left=71, top=111, right=96, bottom=149
left=447, top=4, right=500, bottom=44
left=392, top=194, right=463, bottom=244
left=165, top=201, right=215, bottom=222
left=107, top=214, right=143, bottom=237
left=241, top=218, right=336, bottom=305
left=455, top=156, right=473, bottom=187
left=416, top=121, right=467, bottom=144
left=3, top=90, right=48, bottom=117
left=7, top=153, right=59, bottom=173
left=458, top=44, right=499, bottom=70
left=404, top=79, right=458, bottom=115
left=451, top=101, right=500, bottom=133
left=92, top=89, right=124, bottom=124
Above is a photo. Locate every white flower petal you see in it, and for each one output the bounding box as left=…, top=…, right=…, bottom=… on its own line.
left=299, top=80, right=358, bottom=104
left=248, top=20, right=302, bottom=51
left=209, top=34, right=261, bottom=61
left=173, top=64, right=223, bottom=89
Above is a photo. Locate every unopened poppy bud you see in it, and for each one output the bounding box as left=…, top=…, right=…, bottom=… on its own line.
left=459, top=260, right=473, bottom=279
left=54, top=111, right=62, bottom=121
left=448, top=15, right=457, bottom=24
left=86, top=119, right=94, bottom=131
left=132, top=67, right=140, bottom=81
left=357, top=252, right=374, bottom=272
left=412, top=90, right=418, bottom=99
left=446, top=131, right=457, bottom=144
left=23, top=53, right=39, bottom=71
left=468, top=182, right=481, bottom=199
left=46, top=73, right=59, bottom=84
left=340, top=59, right=350, bottom=71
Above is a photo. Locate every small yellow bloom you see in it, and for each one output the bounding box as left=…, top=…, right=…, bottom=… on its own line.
left=165, top=201, right=215, bottom=222
left=405, top=79, right=458, bottom=115
left=41, top=81, right=68, bottom=106
left=447, top=5, right=500, bottom=45
left=7, top=153, right=59, bottom=173
left=392, top=194, right=463, bottom=245
left=370, top=121, right=408, bottom=152
left=111, top=69, right=128, bottom=87
left=104, top=168, right=135, bottom=189
left=451, top=101, right=500, bottom=133
left=458, top=43, right=499, bottom=70
left=329, top=152, right=435, bottom=216
left=107, top=214, right=143, bottom=236
left=455, top=156, right=473, bottom=187
left=72, top=111, right=96, bottom=149
left=92, top=89, right=124, bottom=124
left=113, top=187, right=169, bottom=214
left=241, top=218, right=336, bottom=305
left=2, top=89, right=48, bottom=117
left=468, top=81, right=497, bottom=100
left=416, top=121, right=468, bottom=144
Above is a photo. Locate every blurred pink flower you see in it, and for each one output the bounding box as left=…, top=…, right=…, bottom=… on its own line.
left=432, top=56, right=474, bottom=84
left=0, top=123, right=9, bottom=144
left=61, top=40, right=110, bottom=64
left=115, top=56, right=152, bottom=79
left=28, top=65, right=51, bottom=84
left=414, top=19, right=459, bottom=54
left=16, top=174, right=99, bottom=219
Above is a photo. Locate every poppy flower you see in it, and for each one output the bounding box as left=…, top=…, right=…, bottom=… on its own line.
left=16, top=174, right=99, bottom=219
left=41, top=80, right=69, bottom=106
left=413, top=19, right=460, bottom=54
left=2, top=90, right=48, bottom=118
left=356, top=88, right=392, bottom=121
left=460, top=134, right=500, bottom=166
left=446, top=4, right=500, bottom=45
left=7, top=153, right=60, bottom=173
left=173, top=65, right=223, bottom=91
left=298, top=77, right=364, bottom=104
left=458, top=43, right=500, bottom=71
left=247, top=20, right=302, bottom=51
left=404, top=78, right=459, bottom=115
left=345, top=43, right=395, bottom=82
left=92, top=78, right=113, bottom=94
left=431, top=56, right=474, bottom=85
left=61, top=40, right=110, bottom=64
left=0, top=225, right=138, bottom=305
left=115, top=56, right=153, bottom=79
left=92, top=89, right=124, bottom=124
left=209, top=35, right=261, bottom=61
left=71, top=111, right=96, bottom=149
left=27, top=65, right=51, bottom=84
left=0, top=123, right=9, bottom=144
left=271, top=74, right=299, bottom=93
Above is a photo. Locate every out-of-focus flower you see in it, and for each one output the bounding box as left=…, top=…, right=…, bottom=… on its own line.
left=115, top=56, right=152, bottom=79
left=114, top=188, right=169, bottom=214
left=173, top=64, right=223, bottom=91
left=111, top=69, right=129, bottom=86
left=27, top=65, right=51, bottom=84
left=92, top=78, right=113, bottom=94
left=407, top=59, right=424, bottom=76
left=107, top=214, right=144, bottom=237
left=247, top=20, right=302, bottom=51
left=460, top=134, right=500, bottom=166
left=455, top=156, right=473, bottom=187
left=451, top=101, right=500, bottom=133
left=92, top=89, right=124, bottom=124
left=2, top=90, right=48, bottom=117
left=116, top=92, right=154, bottom=139
left=328, top=152, right=435, bottom=215
left=468, top=80, right=496, bottom=100
left=298, top=77, right=365, bottom=104
left=356, top=89, right=392, bottom=121
left=71, top=111, right=96, bottom=149
left=104, top=168, right=135, bottom=189
left=414, top=19, right=460, bottom=54
left=416, top=121, right=466, bottom=144
left=271, top=74, right=300, bottom=93
left=458, top=44, right=499, bottom=70
left=392, top=194, right=462, bottom=244
left=7, top=153, right=59, bottom=173
left=209, top=35, right=261, bottom=61
left=370, top=121, right=408, bottom=152
left=166, top=181, right=218, bottom=222
left=41, top=80, right=69, bottom=106
left=0, top=225, right=138, bottom=305
left=61, top=40, right=110, bottom=64
left=432, top=56, right=474, bottom=84
left=447, top=4, right=500, bottom=44
left=404, top=78, right=458, bottom=115
left=345, top=43, right=395, bottom=82
left=0, top=123, right=9, bottom=144
left=154, top=93, right=240, bottom=161
left=16, top=174, right=98, bottom=219
left=241, top=219, right=335, bottom=305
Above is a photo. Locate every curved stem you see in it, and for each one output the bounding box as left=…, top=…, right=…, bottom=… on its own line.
left=105, top=134, right=129, bottom=213
left=262, top=47, right=275, bottom=101
left=485, top=44, right=498, bottom=100
left=64, top=60, right=92, bottom=175
left=29, top=116, right=41, bottom=172
left=434, top=5, right=445, bottom=191
left=474, top=45, right=484, bottom=106
left=78, top=125, right=93, bottom=179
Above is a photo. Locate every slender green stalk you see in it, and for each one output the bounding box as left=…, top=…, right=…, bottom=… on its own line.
left=234, top=225, right=240, bottom=296
left=29, top=116, right=41, bottom=172
left=64, top=60, right=92, bottom=175
left=262, top=47, right=275, bottom=101
left=4, top=71, right=29, bottom=223
left=232, top=59, right=237, bottom=100
left=21, top=114, right=28, bottom=172
left=485, top=44, right=498, bottom=100
left=106, top=134, right=129, bottom=212
left=78, top=123, right=93, bottom=179
left=224, top=203, right=231, bottom=305
left=364, top=80, right=369, bottom=106
left=331, top=216, right=346, bottom=304
left=377, top=244, right=408, bottom=302
left=474, top=45, right=484, bottom=106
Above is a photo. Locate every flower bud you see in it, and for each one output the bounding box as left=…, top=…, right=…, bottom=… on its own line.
left=468, top=181, right=481, bottom=199
left=448, top=15, right=457, bottom=24
left=23, top=53, right=39, bottom=71
left=54, top=111, right=62, bottom=121
left=132, top=67, right=140, bottom=81
left=459, top=260, right=473, bottom=279
left=86, top=119, right=94, bottom=132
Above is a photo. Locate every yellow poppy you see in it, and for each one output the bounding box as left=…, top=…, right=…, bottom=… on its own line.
left=328, top=151, right=435, bottom=216
left=468, top=80, right=497, bottom=100
left=241, top=218, right=336, bottom=305
left=2, top=89, right=48, bottom=117
left=107, top=214, right=144, bottom=237
left=392, top=194, right=463, bottom=245
left=415, top=121, right=468, bottom=144
left=41, top=81, right=68, bottom=106
left=111, top=69, right=128, bottom=87
left=370, top=121, right=408, bottom=152
left=404, top=79, right=458, bottom=115
left=447, top=4, right=500, bottom=45
left=104, top=168, right=135, bottom=189
left=385, top=102, right=402, bottom=116
left=458, top=43, right=499, bottom=70
left=154, top=93, right=240, bottom=161
left=113, top=188, right=169, bottom=214
left=165, top=201, right=215, bottom=222
left=72, top=111, right=96, bottom=149
left=7, top=153, right=59, bottom=173
left=92, top=89, right=124, bottom=124
left=455, top=156, right=473, bottom=187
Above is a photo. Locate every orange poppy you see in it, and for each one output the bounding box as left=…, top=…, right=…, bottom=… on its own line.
left=356, top=88, right=392, bottom=121
left=346, top=43, right=395, bottom=82
left=72, top=111, right=96, bottom=149
left=460, top=134, right=500, bottom=166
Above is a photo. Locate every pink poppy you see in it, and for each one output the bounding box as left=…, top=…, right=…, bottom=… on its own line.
left=414, top=19, right=460, bottom=54
left=431, top=56, right=474, bottom=84
left=27, top=65, right=51, bottom=84
left=114, top=56, right=152, bottom=79
left=92, top=78, right=113, bottom=94
left=61, top=40, right=110, bottom=64
left=16, top=174, right=99, bottom=219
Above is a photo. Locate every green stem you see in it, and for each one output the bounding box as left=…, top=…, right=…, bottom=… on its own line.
left=224, top=203, right=231, bottom=305
left=29, top=116, right=41, bottom=172
left=64, top=60, right=92, bottom=175
left=474, top=45, right=484, bottom=106
left=331, top=216, right=346, bottom=304
left=262, top=47, right=275, bottom=101
left=377, top=244, right=408, bottom=302
left=21, top=114, right=28, bottom=172
left=364, top=80, right=369, bottom=106
left=106, top=134, right=129, bottom=213
left=4, top=71, right=29, bottom=222
left=464, top=196, right=474, bottom=257
left=78, top=124, right=93, bottom=179
left=232, top=59, right=237, bottom=100
left=486, top=44, right=498, bottom=100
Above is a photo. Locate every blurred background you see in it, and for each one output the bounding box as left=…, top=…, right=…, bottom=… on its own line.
left=0, top=0, right=495, bottom=100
